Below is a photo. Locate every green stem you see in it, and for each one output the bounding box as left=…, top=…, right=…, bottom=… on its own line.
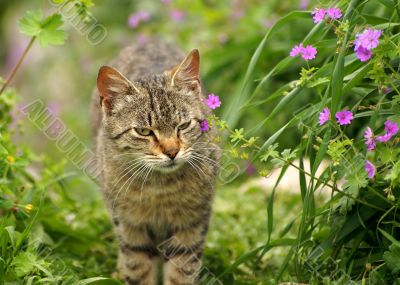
left=223, top=122, right=388, bottom=212
left=0, top=36, right=36, bottom=96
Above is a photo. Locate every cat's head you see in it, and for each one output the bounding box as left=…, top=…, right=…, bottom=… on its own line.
left=97, top=49, right=211, bottom=173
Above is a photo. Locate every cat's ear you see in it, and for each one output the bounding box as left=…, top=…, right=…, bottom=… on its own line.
left=168, top=49, right=200, bottom=91
left=97, top=66, right=139, bottom=110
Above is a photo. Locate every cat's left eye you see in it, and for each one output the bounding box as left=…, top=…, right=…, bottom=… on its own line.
left=178, top=121, right=191, bottom=130
left=135, top=128, right=153, bottom=136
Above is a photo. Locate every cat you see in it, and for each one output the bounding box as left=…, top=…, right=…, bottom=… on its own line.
left=91, top=40, right=221, bottom=285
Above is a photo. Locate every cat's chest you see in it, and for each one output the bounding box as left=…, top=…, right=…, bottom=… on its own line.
left=116, top=182, right=206, bottom=227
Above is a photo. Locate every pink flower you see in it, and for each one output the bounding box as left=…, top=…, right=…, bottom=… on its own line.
left=200, top=120, right=209, bottom=132
left=326, top=7, right=342, bottom=20
left=353, top=29, right=382, bottom=62
left=355, top=46, right=372, bottom=62
left=231, top=9, right=244, bottom=20
left=354, top=29, right=382, bottom=50
left=312, top=8, right=326, bottom=23
left=384, top=120, right=399, bottom=136
left=246, top=162, right=257, bottom=176
left=128, top=11, right=151, bottom=29
left=318, top=108, right=330, bottom=125
left=169, top=9, right=185, bottom=22
left=289, top=44, right=317, bottom=60
left=376, top=133, right=392, bottom=142
left=326, top=7, right=342, bottom=19
left=161, top=0, right=171, bottom=4
left=301, top=45, right=317, bottom=60
left=290, top=44, right=304, bottom=57
left=299, top=0, right=309, bottom=10
left=205, top=93, right=221, bottom=109
left=365, top=160, right=376, bottom=179
left=136, top=33, right=148, bottom=45
left=335, top=110, right=353, bottom=125
left=376, top=120, right=398, bottom=142
left=364, top=127, right=376, bottom=151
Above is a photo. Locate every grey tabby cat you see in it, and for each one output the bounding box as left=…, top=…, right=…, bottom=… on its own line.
left=90, top=40, right=220, bottom=285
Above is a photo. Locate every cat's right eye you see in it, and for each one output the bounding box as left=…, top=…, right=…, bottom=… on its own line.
left=135, top=128, right=153, bottom=136
left=178, top=121, right=191, bottom=130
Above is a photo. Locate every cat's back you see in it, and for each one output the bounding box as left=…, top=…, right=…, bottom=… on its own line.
left=90, top=39, right=184, bottom=140
left=109, top=39, right=184, bottom=81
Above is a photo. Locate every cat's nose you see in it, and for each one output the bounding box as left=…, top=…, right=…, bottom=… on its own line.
left=164, top=148, right=179, bottom=159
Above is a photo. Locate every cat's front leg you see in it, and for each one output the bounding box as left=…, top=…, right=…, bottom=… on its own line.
left=117, top=222, right=158, bottom=285
left=161, top=222, right=209, bottom=285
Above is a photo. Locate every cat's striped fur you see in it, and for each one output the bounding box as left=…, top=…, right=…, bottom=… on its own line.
left=91, top=40, right=220, bottom=285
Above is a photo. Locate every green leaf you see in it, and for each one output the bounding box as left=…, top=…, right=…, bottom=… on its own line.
left=383, top=244, right=400, bottom=274
left=19, top=10, right=67, bottom=47
left=37, top=14, right=67, bottom=47
left=338, top=167, right=368, bottom=213
left=259, top=143, right=279, bottom=162
left=242, top=136, right=258, bottom=148
left=306, top=77, right=330, bottom=88
left=81, top=0, right=95, bottom=7
left=379, top=228, right=400, bottom=247
left=281, top=148, right=297, bottom=162
left=77, top=277, right=123, bottom=285
left=11, top=252, right=37, bottom=277
left=229, top=128, right=244, bottom=143
left=19, top=10, right=42, bottom=36
left=385, top=161, right=400, bottom=187
left=327, top=138, right=353, bottom=165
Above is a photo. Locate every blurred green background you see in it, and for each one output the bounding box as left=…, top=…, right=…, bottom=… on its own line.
left=1, top=0, right=318, bottom=156
left=0, top=0, right=320, bottom=283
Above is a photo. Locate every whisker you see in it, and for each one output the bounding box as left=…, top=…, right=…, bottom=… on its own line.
left=191, top=153, right=218, bottom=166
left=111, top=163, right=147, bottom=210
left=111, top=159, right=144, bottom=186
left=113, top=152, right=143, bottom=158
left=139, top=166, right=153, bottom=202
left=188, top=157, right=215, bottom=189
left=187, top=158, right=206, bottom=178
left=121, top=163, right=151, bottom=201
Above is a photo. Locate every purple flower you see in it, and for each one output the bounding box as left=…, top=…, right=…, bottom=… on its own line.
left=384, top=87, right=392, bottom=94
left=299, top=0, right=309, bottom=10
left=128, top=11, right=151, bottom=29
left=384, top=120, right=399, bottom=136
left=205, top=93, right=221, bottom=109
left=364, top=127, right=376, bottom=151
left=312, top=8, right=326, bottom=23
left=246, top=162, right=257, bottom=176
left=318, top=108, right=330, bottom=125
left=200, top=120, right=209, bottom=132
left=301, top=45, right=317, bottom=60
left=169, top=9, right=185, bottom=22
left=290, top=44, right=317, bottom=60
left=136, top=33, right=148, bottom=45
left=326, top=7, right=342, bottom=20
left=160, top=0, right=171, bottom=4
left=335, top=110, right=353, bottom=125
left=354, top=29, right=382, bottom=50
left=47, top=102, right=60, bottom=117
left=376, top=120, right=398, bottom=142
left=290, top=44, right=304, bottom=57
left=231, top=9, right=244, bottom=20
left=260, top=18, right=276, bottom=28
left=376, top=133, right=392, bottom=142
left=365, top=160, right=376, bottom=179
left=355, top=46, right=372, bottom=62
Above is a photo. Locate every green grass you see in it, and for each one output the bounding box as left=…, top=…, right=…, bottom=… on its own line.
left=2, top=0, right=400, bottom=283
left=1, top=162, right=302, bottom=284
